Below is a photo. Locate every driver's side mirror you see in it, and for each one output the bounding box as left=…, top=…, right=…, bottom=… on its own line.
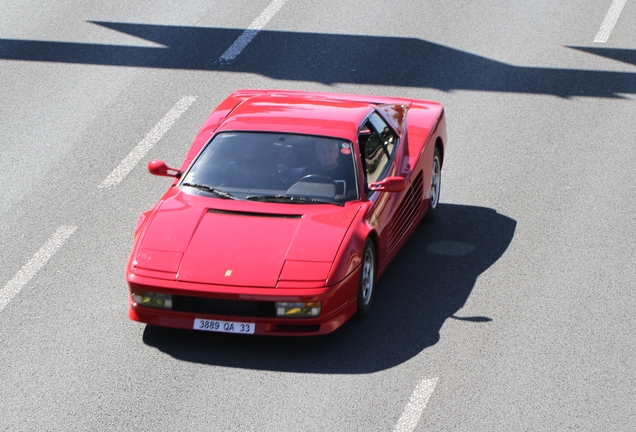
left=148, top=159, right=181, bottom=178
left=368, top=176, right=406, bottom=192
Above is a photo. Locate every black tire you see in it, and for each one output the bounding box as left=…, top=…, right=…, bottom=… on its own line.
left=356, top=239, right=376, bottom=317
left=424, top=147, right=441, bottom=222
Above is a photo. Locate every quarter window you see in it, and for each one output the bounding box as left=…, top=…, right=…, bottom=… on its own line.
left=359, top=112, right=397, bottom=185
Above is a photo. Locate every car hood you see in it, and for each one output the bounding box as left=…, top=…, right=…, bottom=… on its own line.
left=135, top=193, right=361, bottom=287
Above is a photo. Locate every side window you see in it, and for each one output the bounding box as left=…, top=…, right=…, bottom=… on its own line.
left=359, top=112, right=397, bottom=184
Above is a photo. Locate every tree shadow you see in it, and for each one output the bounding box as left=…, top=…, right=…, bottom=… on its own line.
left=0, top=22, right=634, bottom=98
left=142, top=203, right=516, bottom=374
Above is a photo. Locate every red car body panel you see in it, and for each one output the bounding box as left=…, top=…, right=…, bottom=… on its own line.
left=127, top=89, right=446, bottom=336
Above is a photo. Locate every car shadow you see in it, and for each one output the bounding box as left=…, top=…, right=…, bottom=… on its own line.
left=1, top=23, right=634, bottom=98
left=142, top=203, right=517, bottom=373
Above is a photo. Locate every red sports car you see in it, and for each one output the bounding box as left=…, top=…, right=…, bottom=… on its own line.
left=127, top=89, right=446, bottom=336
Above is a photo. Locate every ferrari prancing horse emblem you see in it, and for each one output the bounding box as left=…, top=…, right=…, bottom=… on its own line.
left=224, top=270, right=232, bottom=277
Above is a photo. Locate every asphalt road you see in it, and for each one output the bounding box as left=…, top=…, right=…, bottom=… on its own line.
left=1, top=1, right=635, bottom=430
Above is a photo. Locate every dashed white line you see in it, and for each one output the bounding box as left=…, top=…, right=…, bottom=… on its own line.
left=219, top=0, right=290, bottom=62
left=0, top=226, right=77, bottom=313
left=393, top=377, right=438, bottom=432
left=594, top=0, right=627, bottom=43
left=99, top=96, right=196, bottom=188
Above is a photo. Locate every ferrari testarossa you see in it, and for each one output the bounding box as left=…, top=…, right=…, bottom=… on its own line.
left=127, top=89, right=446, bottom=336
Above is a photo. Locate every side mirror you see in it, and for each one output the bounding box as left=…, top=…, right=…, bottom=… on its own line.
left=148, top=159, right=181, bottom=178
left=368, top=176, right=406, bottom=192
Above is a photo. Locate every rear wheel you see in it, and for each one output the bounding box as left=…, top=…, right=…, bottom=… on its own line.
left=424, top=147, right=441, bottom=221
left=356, top=239, right=376, bottom=317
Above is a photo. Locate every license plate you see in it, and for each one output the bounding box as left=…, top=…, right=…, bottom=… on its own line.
left=193, top=318, right=255, bottom=334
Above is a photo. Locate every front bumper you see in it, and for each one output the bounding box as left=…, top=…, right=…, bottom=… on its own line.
left=127, top=268, right=359, bottom=336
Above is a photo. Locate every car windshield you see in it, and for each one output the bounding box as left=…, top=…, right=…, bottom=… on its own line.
left=181, top=132, right=359, bottom=204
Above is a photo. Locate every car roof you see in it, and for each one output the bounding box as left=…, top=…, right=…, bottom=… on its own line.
left=215, top=94, right=377, bottom=142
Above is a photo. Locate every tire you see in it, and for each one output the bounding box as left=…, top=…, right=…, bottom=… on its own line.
left=356, top=239, right=376, bottom=317
left=424, top=147, right=441, bottom=222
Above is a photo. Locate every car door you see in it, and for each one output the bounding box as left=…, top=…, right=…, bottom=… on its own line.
left=359, top=110, right=411, bottom=269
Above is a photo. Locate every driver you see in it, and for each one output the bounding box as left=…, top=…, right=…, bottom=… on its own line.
left=302, top=140, right=356, bottom=195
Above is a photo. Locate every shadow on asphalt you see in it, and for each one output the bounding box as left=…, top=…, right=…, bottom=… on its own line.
left=568, top=46, right=636, bottom=67
left=142, top=203, right=516, bottom=373
left=1, top=22, right=635, bottom=98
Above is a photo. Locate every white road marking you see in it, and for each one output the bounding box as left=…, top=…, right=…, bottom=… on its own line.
left=0, top=226, right=77, bottom=313
left=393, top=377, right=439, bottom=432
left=594, top=0, right=627, bottom=43
left=98, top=96, right=196, bottom=188
left=219, top=0, right=290, bottom=62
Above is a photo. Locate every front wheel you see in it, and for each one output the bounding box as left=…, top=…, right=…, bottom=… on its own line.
left=424, top=147, right=441, bottom=222
left=356, top=239, right=376, bottom=317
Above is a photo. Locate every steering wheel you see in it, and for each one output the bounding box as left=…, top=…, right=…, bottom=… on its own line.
left=298, top=174, right=334, bottom=184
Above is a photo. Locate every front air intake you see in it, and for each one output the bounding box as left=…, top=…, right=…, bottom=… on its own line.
left=207, top=209, right=302, bottom=219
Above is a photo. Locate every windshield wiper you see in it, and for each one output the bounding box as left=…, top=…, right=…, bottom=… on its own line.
left=181, top=182, right=240, bottom=200
left=246, top=194, right=342, bottom=205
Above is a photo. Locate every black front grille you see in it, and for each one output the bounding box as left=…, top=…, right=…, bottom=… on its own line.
left=172, top=296, right=277, bottom=318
